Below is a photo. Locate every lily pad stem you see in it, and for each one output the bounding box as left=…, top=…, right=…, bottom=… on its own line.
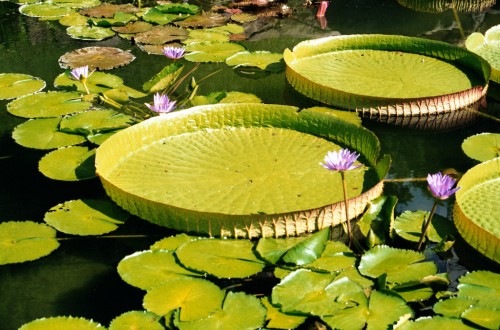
left=417, top=199, right=439, bottom=251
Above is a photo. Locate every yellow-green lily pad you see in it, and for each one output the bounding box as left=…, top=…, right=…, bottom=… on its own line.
left=0, top=73, right=45, bottom=100
left=7, top=91, right=92, bottom=118
left=461, top=132, right=500, bottom=162
left=38, top=146, right=96, bottom=181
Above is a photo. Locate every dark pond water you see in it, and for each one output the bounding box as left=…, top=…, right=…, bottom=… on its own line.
left=0, top=0, right=499, bottom=329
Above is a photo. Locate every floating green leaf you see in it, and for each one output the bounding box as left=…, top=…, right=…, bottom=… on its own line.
left=142, top=7, right=187, bottom=25
left=272, top=270, right=365, bottom=316
left=143, top=62, right=184, bottom=93
left=466, top=24, right=500, bottom=87
left=112, top=21, right=153, bottom=34
left=280, top=227, right=330, bottom=265
left=184, top=42, right=246, bottom=63
left=59, top=46, right=136, bottom=71
left=59, top=11, right=89, bottom=26
left=457, top=271, right=500, bottom=310
left=322, top=290, right=413, bottom=330
left=117, top=250, right=200, bottom=290
left=305, top=240, right=357, bottom=272
left=19, top=316, right=104, bottom=330
left=12, top=118, right=86, bottom=150
left=150, top=233, right=197, bottom=251
left=59, top=109, right=134, bottom=135
left=394, top=210, right=457, bottom=243
left=38, top=146, right=96, bottom=181
left=7, top=91, right=92, bottom=118
left=358, top=245, right=437, bottom=284
left=261, top=296, right=307, bottom=329
left=175, top=239, right=265, bottom=278
left=396, top=316, right=477, bottom=330
left=143, top=277, right=224, bottom=321
left=134, top=25, right=188, bottom=44
left=174, top=292, right=266, bottom=330
left=184, top=29, right=230, bottom=44
left=0, top=73, right=45, bottom=100
left=54, top=71, right=124, bottom=94
left=256, top=236, right=310, bottom=264
left=44, top=199, right=128, bottom=235
left=87, top=131, right=117, bottom=145
left=174, top=12, right=227, bottom=29
left=156, top=3, right=200, bottom=15
left=19, top=3, right=74, bottom=20
left=0, top=221, right=60, bottom=265
left=434, top=296, right=478, bottom=318
left=461, top=132, right=500, bottom=162
left=462, top=307, right=500, bottom=330
left=109, top=311, right=164, bottom=330
left=66, top=25, right=115, bottom=41
left=226, top=51, right=284, bottom=71
left=453, top=158, right=500, bottom=263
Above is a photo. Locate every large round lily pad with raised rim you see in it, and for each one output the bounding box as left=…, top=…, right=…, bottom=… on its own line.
left=453, top=158, right=500, bottom=263
left=96, top=103, right=389, bottom=238
left=284, top=34, right=490, bottom=120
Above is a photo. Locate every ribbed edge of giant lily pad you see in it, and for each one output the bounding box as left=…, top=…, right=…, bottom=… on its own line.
left=284, top=34, right=490, bottom=122
left=453, top=158, right=500, bottom=263
left=95, top=103, right=389, bottom=238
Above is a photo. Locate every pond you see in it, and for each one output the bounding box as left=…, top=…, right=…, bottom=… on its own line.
left=0, top=0, right=499, bottom=329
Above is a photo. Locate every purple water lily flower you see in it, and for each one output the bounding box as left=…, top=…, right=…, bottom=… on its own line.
left=320, top=148, right=361, bottom=172
left=70, top=66, right=93, bottom=82
left=427, top=172, right=461, bottom=200
left=162, top=46, right=185, bottom=60
left=145, top=93, right=176, bottom=114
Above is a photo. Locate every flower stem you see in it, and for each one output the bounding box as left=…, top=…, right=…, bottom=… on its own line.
left=417, top=199, right=439, bottom=251
left=340, top=171, right=353, bottom=245
left=82, top=82, right=90, bottom=95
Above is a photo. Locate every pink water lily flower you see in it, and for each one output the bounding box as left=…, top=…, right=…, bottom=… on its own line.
left=427, top=172, right=461, bottom=200
left=162, top=46, right=185, bottom=60
left=320, top=148, right=361, bottom=172
left=145, top=93, right=176, bottom=114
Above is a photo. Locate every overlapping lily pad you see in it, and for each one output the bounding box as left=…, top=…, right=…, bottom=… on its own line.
left=95, top=103, right=389, bottom=238
left=38, top=146, right=96, bottom=181
left=461, top=132, right=500, bottom=162
left=109, top=311, right=163, bottom=330
left=66, top=25, right=116, bottom=41
left=0, top=73, right=45, bottom=100
left=134, top=25, right=188, bottom=45
left=184, top=42, right=246, bottom=63
left=284, top=34, right=490, bottom=120
left=19, top=3, right=74, bottom=20
left=453, top=158, right=500, bottom=263
left=7, top=91, right=92, bottom=118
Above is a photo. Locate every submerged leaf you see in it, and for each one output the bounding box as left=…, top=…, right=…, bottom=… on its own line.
left=44, top=199, right=129, bottom=235
left=0, top=221, right=59, bottom=265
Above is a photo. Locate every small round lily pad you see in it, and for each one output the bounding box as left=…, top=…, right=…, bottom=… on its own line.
left=38, top=146, right=96, bottom=181
left=461, top=132, right=500, bottom=162
left=109, top=311, right=164, bottom=330
left=0, top=221, right=60, bottom=265
left=0, top=73, right=46, bottom=100
left=19, top=316, right=104, bottom=330
left=44, top=199, right=129, bottom=235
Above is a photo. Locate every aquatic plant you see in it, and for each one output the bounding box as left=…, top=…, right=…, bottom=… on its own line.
left=144, top=93, right=177, bottom=114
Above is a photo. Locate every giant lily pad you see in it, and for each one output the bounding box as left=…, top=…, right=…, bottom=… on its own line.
left=59, top=47, right=135, bottom=70
left=0, top=73, right=45, bottom=100
left=0, top=221, right=60, bottom=265
left=284, top=35, right=490, bottom=120
left=95, top=103, right=390, bottom=238
left=453, top=158, right=500, bottom=263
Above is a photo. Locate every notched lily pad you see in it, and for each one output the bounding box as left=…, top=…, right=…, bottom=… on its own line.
left=12, top=118, right=87, bottom=150
left=174, top=12, right=227, bottom=28
left=19, top=3, right=74, bottom=20
left=78, top=3, right=139, bottom=18
left=461, top=132, right=500, bottom=162
left=184, top=42, right=246, bottom=62
left=142, top=7, right=189, bottom=25
left=66, top=25, right=116, bottom=41
left=112, top=20, right=153, bottom=34
left=44, top=199, right=129, bottom=235
left=19, top=316, right=104, bottom=330
left=0, top=221, right=60, bottom=265
left=0, top=73, right=46, bottom=100
left=38, top=146, right=97, bottom=181
left=109, top=311, right=163, bottom=330
left=7, top=91, right=92, bottom=118
left=134, top=25, right=188, bottom=45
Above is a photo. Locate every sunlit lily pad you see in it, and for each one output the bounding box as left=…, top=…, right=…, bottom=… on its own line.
left=457, top=271, right=500, bottom=310
left=44, top=199, right=129, bottom=235
left=79, top=3, right=139, bottom=18
left=142, top=7, right=188, bottom=25
left=190, top=91, right=262, bottom=106
left=58, top=11, right=89, bottom=26
left=66, top=25, right=116, bottom=41
left=393, top=210, right=457, bottom=243
left=95, top=103, right=389, bottom=238
left=397, top=316, right=475, bottom=330
left=134, top=25, right=188, bottom=44
left=143, top=277, right=225, bottom=321
left=0, top=73, right=45, bottom=100
left=156, top=3, right=200, bottom=15
left=38, top=146, right=96, bottom=181
left=109, top=311, right=163, bottom=330
left=53, top=0, right=102, bottom=9
left=54, top=71, right=124, bottom=93
left=143, top=62, right=184, bottom=93
left=466, top=24, right=500, bottom=89
left=7, top=91, right=92, bottom=118
left=117, top=250, right=200, bottom=290
left=112, top=20, right=153, bottom=34
left=184, top=42, right=246, bottom=62
left=461, top=132, right=500, bottom=162
left=261, top=297, right=307, bottom=330
left=226, top=51, right=284, bottom=71
left=87, top=131, right=118, bottom=145
left=453, top=158, right=500, bottom=263
left=285, top=34, right=489, bottom=118
left=174, top=291, right=266, bottom=330
left=272, top=270, right=365, bottom=316
left=174, top=12, right=227, bottom=28
left=59, top=109, right=134, bottom=135
left=358, top=245, right=437, bottom=284
left=231, top=13, right=258, bottom=23
left=87, top=12, right=138, bottom=28
left=150, top=233, right=196, bottom=251
left=19, top=316, right=104, bottom=330
left=305, top=240, right=357, bottom=272
left=0, top=221, right=60, bottom=265
left=184, top=29, right=230, bottom=44
left=12, top=118, right=87, bottom=149
left=19, top=3, right=74, bottom=20
left=175, top=238, right=265, bottom=278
